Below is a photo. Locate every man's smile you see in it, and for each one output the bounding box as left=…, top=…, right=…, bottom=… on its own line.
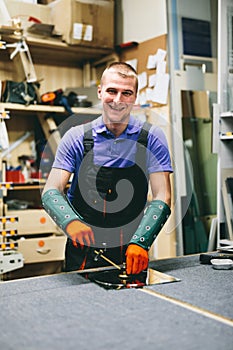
left=108, top=103, right=126, bottom=112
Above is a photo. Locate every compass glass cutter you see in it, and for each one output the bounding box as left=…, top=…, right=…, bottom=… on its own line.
left=86, top=268, right=180, bottom=290
left=80, top=250, right=181, bottom=289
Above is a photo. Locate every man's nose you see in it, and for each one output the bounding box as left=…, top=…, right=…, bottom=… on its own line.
left=113, top=92, right=123, bottom=103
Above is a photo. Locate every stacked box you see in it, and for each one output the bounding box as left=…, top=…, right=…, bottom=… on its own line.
left=49, top=0, right=114, bottom=48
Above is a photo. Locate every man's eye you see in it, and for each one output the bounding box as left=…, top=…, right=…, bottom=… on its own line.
left=107, top=89, right=117, bottom=94
left=123, top=91, right=133, bottom=97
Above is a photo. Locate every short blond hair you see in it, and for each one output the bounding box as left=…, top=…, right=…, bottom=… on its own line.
left=101, top=62, right=138, bottom=92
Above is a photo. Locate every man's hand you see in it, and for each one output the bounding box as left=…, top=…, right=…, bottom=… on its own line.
left=125, top=244, right=149, bottom=275
left=66, top=220, right=95, bottom=248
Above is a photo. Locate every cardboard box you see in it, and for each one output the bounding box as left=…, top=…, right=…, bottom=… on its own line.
left=49, top=0, right=114, bottom=48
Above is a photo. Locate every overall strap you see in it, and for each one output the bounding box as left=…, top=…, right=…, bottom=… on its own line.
left=83, top=122, right=94, bottom=157
left=135, top=122, right=152, bottom=171
left=137, top=122, right=152, bottom=148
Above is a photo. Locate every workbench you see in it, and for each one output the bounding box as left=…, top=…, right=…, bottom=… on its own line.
left=1, top=254, right=232, bottom=350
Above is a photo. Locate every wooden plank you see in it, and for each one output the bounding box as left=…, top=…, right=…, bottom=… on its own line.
left=37, top=113, right=61, bottom=156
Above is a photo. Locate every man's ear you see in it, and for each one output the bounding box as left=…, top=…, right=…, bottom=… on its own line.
left=97, top=85, right=102, bottom=99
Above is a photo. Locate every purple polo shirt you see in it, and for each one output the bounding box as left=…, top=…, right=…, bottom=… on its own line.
left=52, top=115, right=173, bottom=202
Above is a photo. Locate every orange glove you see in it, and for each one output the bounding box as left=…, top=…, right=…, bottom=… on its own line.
left=66, top=220, right=95, bottom=249
left=125, top=244, right=149, bottom=275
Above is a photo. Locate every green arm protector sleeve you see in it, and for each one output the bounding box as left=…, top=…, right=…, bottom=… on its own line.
left=129, top=200, right=171, bottom=251
left=41, top=189, right=84, bottom=232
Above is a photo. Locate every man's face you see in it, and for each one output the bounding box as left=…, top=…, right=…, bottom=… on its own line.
left=97, top=70, right=137, bottom=124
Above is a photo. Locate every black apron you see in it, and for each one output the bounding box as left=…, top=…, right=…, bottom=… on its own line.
left=64, top=122, right=151, bottom=271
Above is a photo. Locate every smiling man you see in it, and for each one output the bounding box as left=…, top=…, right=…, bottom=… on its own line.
left=99, top=63, right=138, bottom=133
left=41, top=62, right=173, bottom=275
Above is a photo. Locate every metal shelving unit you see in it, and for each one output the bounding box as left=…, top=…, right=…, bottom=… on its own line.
left=214, top=0, right=233, bottom=248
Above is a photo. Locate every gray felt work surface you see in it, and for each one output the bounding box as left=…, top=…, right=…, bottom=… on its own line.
left=0, top=254, right=233, bottom=350
left=149, top=255, right=233, bottom=319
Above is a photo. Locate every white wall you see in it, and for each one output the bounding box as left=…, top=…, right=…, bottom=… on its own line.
left=121, top=0, right=215, bottom=55
left=121, top=0, right=167, bottom=43
left=177, top=0, right=211, bottom=20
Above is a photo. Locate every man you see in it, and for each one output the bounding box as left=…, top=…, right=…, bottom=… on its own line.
left=41, top=62, right=173, bottom=275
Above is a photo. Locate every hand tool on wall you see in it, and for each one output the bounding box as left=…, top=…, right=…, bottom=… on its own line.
left=2, top=38, right=37, bottom=83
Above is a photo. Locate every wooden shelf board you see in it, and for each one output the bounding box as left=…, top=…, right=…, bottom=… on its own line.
left=0, top=102, right=101, bottom=115
left=0, top=34, right=114, bottom=67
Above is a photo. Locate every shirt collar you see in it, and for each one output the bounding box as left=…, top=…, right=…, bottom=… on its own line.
left=94, top=115, right=141, bottom=136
